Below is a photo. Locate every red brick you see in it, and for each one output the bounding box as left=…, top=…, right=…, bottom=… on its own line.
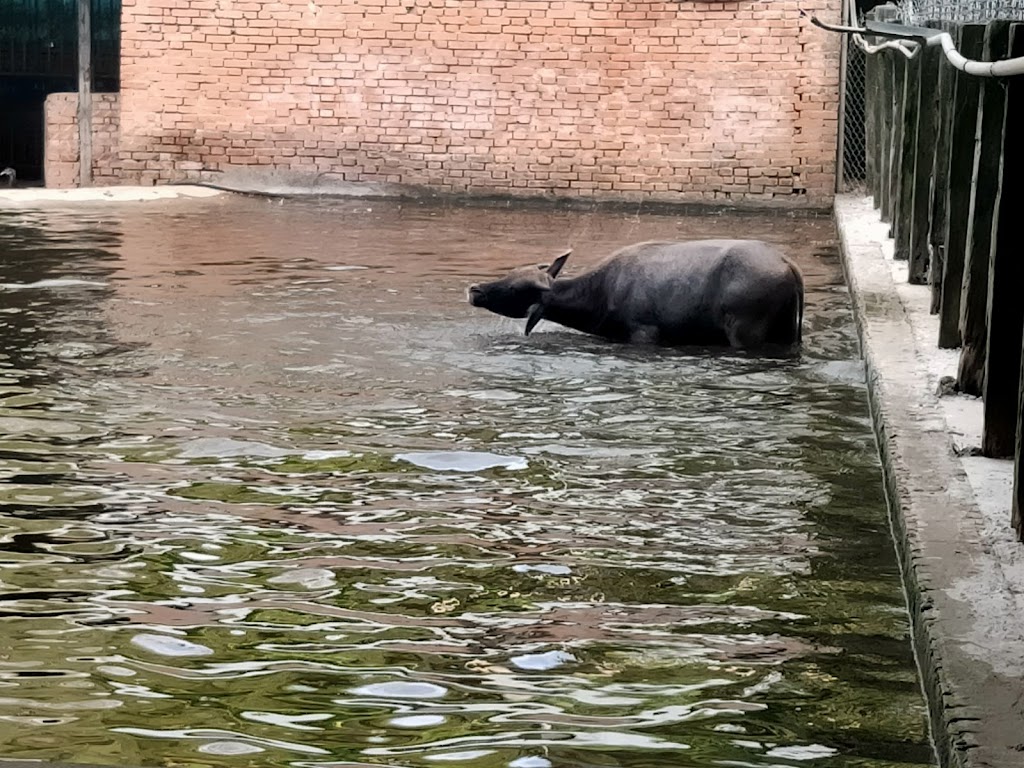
left=45, top=0, right=839, bottom=204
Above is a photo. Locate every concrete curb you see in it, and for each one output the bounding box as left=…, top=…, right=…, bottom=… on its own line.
left=0, top=185, right=223, bottom=205
left=835, top=195, right=1024, bottom=768
left=1, top=176, right=832, bottom=216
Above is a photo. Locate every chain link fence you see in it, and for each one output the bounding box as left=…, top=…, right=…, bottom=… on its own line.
left=838, top=0, right=1024, bottom=192
left=901, top=0, right=1024, bottom=23
left=839, top=40, right=868, bottom=192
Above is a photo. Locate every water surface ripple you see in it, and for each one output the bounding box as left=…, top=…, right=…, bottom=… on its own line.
left=0, top=199, right=931, bottom=768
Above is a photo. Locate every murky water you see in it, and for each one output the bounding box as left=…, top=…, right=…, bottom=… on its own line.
left=0, top=197, right=932, bottom=768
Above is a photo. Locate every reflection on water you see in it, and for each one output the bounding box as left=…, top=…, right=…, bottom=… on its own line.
left=0, top=198, right=931, bottom=768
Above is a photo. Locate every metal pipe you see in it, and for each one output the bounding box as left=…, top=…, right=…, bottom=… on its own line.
left=810, top=14, right=1024, bottom=76
left=938, top=32, right=1024, bottom=76
left=855, top=33, right=920, bottom=58
left=808, top=15, right=920, bottom=58
left=835, top=0, right=850, bottom=193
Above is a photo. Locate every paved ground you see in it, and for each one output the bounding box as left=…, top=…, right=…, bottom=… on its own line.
left=835, top=194, right=1024, bottom=768
left=0, top=185, right=223, bottom=204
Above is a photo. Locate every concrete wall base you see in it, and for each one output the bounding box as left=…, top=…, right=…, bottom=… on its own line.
left=835, top=194, right=1024, bottom=768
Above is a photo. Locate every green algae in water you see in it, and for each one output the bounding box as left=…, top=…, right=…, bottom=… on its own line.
left=0, top=200, right=933, bottom=768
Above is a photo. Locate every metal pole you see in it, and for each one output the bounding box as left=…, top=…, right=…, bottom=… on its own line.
left=78, top=0, right=92, bottom=187
left=835, top=0, right=850, bottom=193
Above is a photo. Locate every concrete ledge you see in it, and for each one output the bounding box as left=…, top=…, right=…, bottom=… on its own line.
left=835, top=194, right=1024, bottom=768
left=0, top=185, right=223, bottom=205
left=0, top=175, right=832, bottom=217
left=188, top=168, right=834, bottom=216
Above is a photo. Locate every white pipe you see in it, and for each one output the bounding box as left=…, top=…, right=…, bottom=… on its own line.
left=936, top=32, right=1024, bottom=76
left=853, top=33, right=920, bottom=58
left=813, top=13, right=921, bottom=58
left=811, top=13, right=1024, bottom=76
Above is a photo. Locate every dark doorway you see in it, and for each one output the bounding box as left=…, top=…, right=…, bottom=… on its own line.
left=0, top=0, right=120, bottom=185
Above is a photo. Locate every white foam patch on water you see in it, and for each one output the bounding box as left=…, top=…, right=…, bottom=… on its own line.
left=566, top=393, right=631, bottom=403
left=268, top=568, right=337, bottom=590
left=395, top=451, right=527, bottom=472
left=114, top=727, right=329, bottom=755
left=389, top=714, right=446, bottom=728
left=446, top=388, right=523, bottom=401
left=178, top=437, right=291, bottom=459
left=509, top=650, right=575, bottom=671
left=522, top=444, right=656, bottom=458
left=302, top=449, right=354, bottom=460
left=509, top=758, right=552, bottom=768
left=350, top=681, right=448, bottom=699
left=765, top=744, right=838, bottom=760
left=179, top=551, right=221, bottom=562
left=243, top=712, right=332, bottom=731
left=130, top=633, right=214, bottom=657
left=198, top=741, right=265, bottom=755
left=97, top=665, right=136, bottom=678
left=0, top=279, right=107, bottom=290
left=425, top=750, right=496, bottom=762
left=712, top=723, right=747, bottom=733
left=512, top=564, right=572, bottom=575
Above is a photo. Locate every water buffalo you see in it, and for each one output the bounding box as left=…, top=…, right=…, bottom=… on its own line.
left=467, top=240, right=804, bottom=349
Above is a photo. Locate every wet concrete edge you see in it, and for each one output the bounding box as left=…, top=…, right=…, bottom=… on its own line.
left=188, top=169, right=835, bottom=216
left=834, top=194, right=1024, bottom=768
left=1, top=178, right=834, bottom=217
left=0, top=186, right=223, bottom=205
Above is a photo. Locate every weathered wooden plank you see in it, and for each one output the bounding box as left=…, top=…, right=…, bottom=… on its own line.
left=865, top=39, right=879, bottom=205
left=957, top=20, right=1011, bottom=395
left=895, top=45, right=922, bottom=264
left=871, top=4, right=901, bottom=221
left=1014, top=356, right=1024, bottom=536
left=908, top=37, right=941, bottom=284
left=929, top=23, right=958, bottom=313
left=836, top=33, right=849, bottom=191
left=981, top=23, right=1024, bottom=459
left=879, top=48, right=895, bottom=222
left=890, top=54, right=910, bottom=243
left=938, top=24, right=986, bottom=350
left=77, top=0, right=92, bottom=187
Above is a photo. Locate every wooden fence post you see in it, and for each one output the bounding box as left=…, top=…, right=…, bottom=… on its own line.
left=982, top=23, right=1024, bottom=459
left=866, top=41, right=878, bottom=204
left=939, top=24, right=986, bottom=349
left=929, top=24, right=958, bottom=313
left=77, top=0, right=92, bottom=188
left=908, top=36, right=941, bottom=284
left=1015, top=357, right=1024, bottom=535
left=1011, top=29, right=1024, bottom=540
left=879, top=49, right=896, bottom=222
left=892, top=54, right=912, bottom=248
left=957, top=20, right=1011, bottom=395
left=873, top=4, right=901, bottom=224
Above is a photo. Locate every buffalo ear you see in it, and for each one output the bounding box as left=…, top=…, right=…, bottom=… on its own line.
left=524, top=303, right=545, bottom=336
left=547, top=249, right=571, bottom=278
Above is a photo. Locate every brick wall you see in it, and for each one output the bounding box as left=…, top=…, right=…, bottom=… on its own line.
left=115, top=0, right=840, bottom=205
left=44, top=93, right=122, bottom=188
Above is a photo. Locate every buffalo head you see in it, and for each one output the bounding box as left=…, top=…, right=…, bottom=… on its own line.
left=467, top=250, right=571, bottom=335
